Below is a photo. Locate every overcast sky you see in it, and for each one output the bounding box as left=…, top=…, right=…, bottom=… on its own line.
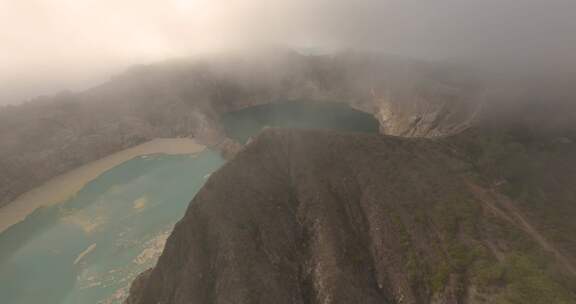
left=1, top=0, right=576, bottom=104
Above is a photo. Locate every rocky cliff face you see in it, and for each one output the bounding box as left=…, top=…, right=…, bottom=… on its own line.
left=0, top=51, right=483, bottom=207
left=126, top=129, right=576, bottom=304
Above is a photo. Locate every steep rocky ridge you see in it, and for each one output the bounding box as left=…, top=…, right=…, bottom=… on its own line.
left=126, top=129, right=576, bottom=304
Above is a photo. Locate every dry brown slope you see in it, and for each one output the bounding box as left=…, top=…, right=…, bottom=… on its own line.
left=127, top=129, right=576, bottom=304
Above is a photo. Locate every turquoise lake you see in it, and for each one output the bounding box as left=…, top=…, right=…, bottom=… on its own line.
left=0, top=103, right=379, bottom=304
left=0, top=151, right=224, bottom=304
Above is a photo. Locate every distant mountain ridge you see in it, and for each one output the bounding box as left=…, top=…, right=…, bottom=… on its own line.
left=0, top=50, right=485, bottom=207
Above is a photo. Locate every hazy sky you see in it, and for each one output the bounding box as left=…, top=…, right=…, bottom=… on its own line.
left=2, top=0, right=576, bottom=104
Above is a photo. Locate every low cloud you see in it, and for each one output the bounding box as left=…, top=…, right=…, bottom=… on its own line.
left=2, top=0, right=576, bottom=103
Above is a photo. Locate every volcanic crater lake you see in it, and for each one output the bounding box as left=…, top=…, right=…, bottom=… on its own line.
left=0, top=102, right=380, bottom=304
left=221, top=102, right=380, bottom=143
left=0, top=151, right=224, bottom=304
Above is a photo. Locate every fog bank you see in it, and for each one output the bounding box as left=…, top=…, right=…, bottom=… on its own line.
left=2, top=0, right=576, bottom=104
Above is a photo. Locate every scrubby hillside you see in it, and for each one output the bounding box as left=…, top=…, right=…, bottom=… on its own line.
left=126, top=129, right=576, bottom=304
left=451, top=101, right=576, bottom=270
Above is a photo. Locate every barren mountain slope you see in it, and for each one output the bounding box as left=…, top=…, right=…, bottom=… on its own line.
left=127, top=129, right=576, bottom=304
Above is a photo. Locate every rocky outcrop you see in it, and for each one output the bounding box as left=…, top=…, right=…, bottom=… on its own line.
left=126, top=129, right=576, bottom=304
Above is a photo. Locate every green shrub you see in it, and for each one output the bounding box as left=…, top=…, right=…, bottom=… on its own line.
left=430, top=262, right=450, bottom=293
left=472, top=260, right=505, bottom=289
left=496, top=254, right=575, bottom=304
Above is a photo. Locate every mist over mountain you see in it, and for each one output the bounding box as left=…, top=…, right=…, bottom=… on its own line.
left=2, top=0, right=576, bottom=104
left=2, top=48, right=576, bottom=209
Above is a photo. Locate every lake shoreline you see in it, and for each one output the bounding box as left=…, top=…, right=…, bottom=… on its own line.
left=0, top=138, right=206, bottom=233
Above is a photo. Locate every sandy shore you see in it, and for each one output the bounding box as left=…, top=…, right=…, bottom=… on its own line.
left=0, top=138, right=205, bottom=233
